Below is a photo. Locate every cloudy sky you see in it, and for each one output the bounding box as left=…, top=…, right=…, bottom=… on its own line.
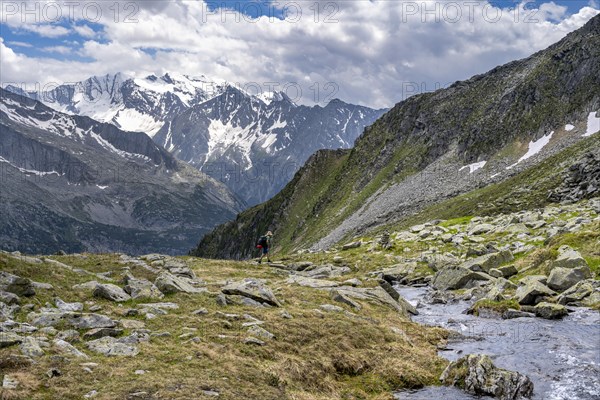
left=1, top=0, right=598, bottom=108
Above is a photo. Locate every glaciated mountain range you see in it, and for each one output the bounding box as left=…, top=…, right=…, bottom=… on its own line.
left=0, top=87, right=244, bottom=255
left=7, top=73, right=386, bottom=205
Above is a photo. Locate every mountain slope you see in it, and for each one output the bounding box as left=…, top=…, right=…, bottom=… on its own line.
left=0, top=88, right=244, bottom=255
left=193, top=13, right=600, bottom=259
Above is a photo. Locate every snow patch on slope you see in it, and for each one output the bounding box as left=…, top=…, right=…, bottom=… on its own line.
left=459, top=161, right=486, bottom=173
left=584, top=112, right=600, bottom=137
left=114, top=108, right=163, bottom=137
left=0, top=156, right=63, bottom=177
left=507, top=131, right=554, bottom=169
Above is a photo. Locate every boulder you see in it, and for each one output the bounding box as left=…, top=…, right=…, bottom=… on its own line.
left=440, top=354, right=533, bottom=400
left=123, top=278, right=164, bottom=300
left=0, top=290, right=20, bottom=305
left=547, top=266, right=591, bottom=292
left=53, top=339, right=89, bottom=358
left=93, top=284, right=132, bottom=302
left=497, top=265, right=519, bottom=278
left=431, top=265, right=493, bottom=290
left=28, top=311, right=117, bottom=329
left=461, top=250, right=514, bottom=273
left=515, top=281, right=556, bottom=305
left=164, top=259, right=196, bottom=279
left=0, top=271, right=35, bottom=297
left=299, top=264, right=351, bottom=279
left=330, top=286, right=417, bottom=316
left=533, top=302, right=568, bottom=319
left=341, top=241, right=362, bottom=250
left=154, top=271, right=204, bottom=295
left=330, top=290, right=362, bottom=310
left=468, top=224, right=495, bottom=235
left=19, top=336, right=45, bottom=357
left=55, top=298, right=84, bottom=312
left=557, top=280, right=599, bottom=305
left=550, top=246, right=589, bottom=270
left=0, top=332, right=23, bottom=348
left=86, top=336, right=139, bottom=356
left=379, top=263, right=417, bottom=281
left=222, top=278, right=282, bottom=307
left=247, top=325, right=275, bottom=340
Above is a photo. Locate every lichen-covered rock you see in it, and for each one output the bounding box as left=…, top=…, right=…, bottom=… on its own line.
left=440, top=354, right=533, bottom=399
left=547, top=266, right=591, bottom=292
left=461, top=251, right=514, bottom=273
left=154, top=271, right=204, bottom=295
left=557, top=280, right=599, bottom=305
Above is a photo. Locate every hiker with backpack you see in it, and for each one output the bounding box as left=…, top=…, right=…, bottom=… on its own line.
left=256, top=231, right=273, bottom=264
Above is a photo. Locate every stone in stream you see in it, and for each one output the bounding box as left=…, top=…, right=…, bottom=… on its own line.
left=431, top=265, right=493, bottom=290
left=532, top=302, right=568, bottom=319
left=222, top=278, right=281, bottom=306
left=502, top=309, right=536, bottom=319
left=440, top=354, right=533, bottom=400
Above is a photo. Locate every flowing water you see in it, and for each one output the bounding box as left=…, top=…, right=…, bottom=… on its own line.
left=393, top=285, right=600, bottom=400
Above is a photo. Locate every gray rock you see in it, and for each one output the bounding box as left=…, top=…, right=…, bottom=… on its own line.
left=515, top=281, right=556, bottom=305
left=72, top=281, right=100, bottom=293
left=286, top=275, right=340, bottom=288
left=93, top=284, right=132, bottom=302
left=221, top=278, right=282, bottom=307
left=497, top=265, right=519, bottom=278
left=489, top=269, right=503, bottom=278
left=247, top=325, right=275, bottom=340
left=244, top=336, right=265, bottom=346
left=379, top=263, right=417, bottom=281
left=53, top=339, right=89, bottom=358
left=2, top=374, right=19, bottom=389
left=299, top=264, right=351, bottom=279
left=342, top=278, right=362, bottom=287
left=319, top=304, right=344, bottom=313
left=330, top=290, right=362, bottom=310
left=431, top=266, right=493, bottom=290
left=557, top=280, right=599, bottom=305
left=164, top=259, right=196, bottom=279
left=0, top=332, right=24, bottom=348
left=468, top=223, right=495, bottom=235
left=20, top=336, right=45, bottom=357
left=551, top=246, right=589, bottom=270
left=547, top=266, right=592, bottom=292
left=287, top=261, right=314, bottom=271
left=461, top=250, right=514, bottom=273
left=330, top=286, right=417, bottom=316
left=154, top=271, right=204, bottom=295
left=533, top=302, right=568, bottom=319
left=341, top=241, right=362, bottom=250
left=55, top=298, right=84, bottom=312
left=440, top=354, right=533, bottom=400
left=123, top=277, right=164, bottom=300
left=29, top=311, right=117, bottom=329
left=56, top=329, right=80, bottom=343
left=0, top=290, right=20, bottom=305
left=86, top=336, right=139, bottom=356
left=83, top=328, right=124, bottom=340
left=502, top=309, right=536, bottom=319
left=0, top=271, right=35, bottom=297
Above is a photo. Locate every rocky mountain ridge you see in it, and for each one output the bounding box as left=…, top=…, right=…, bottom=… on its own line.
left=0, top=87, right=244, bottom=255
